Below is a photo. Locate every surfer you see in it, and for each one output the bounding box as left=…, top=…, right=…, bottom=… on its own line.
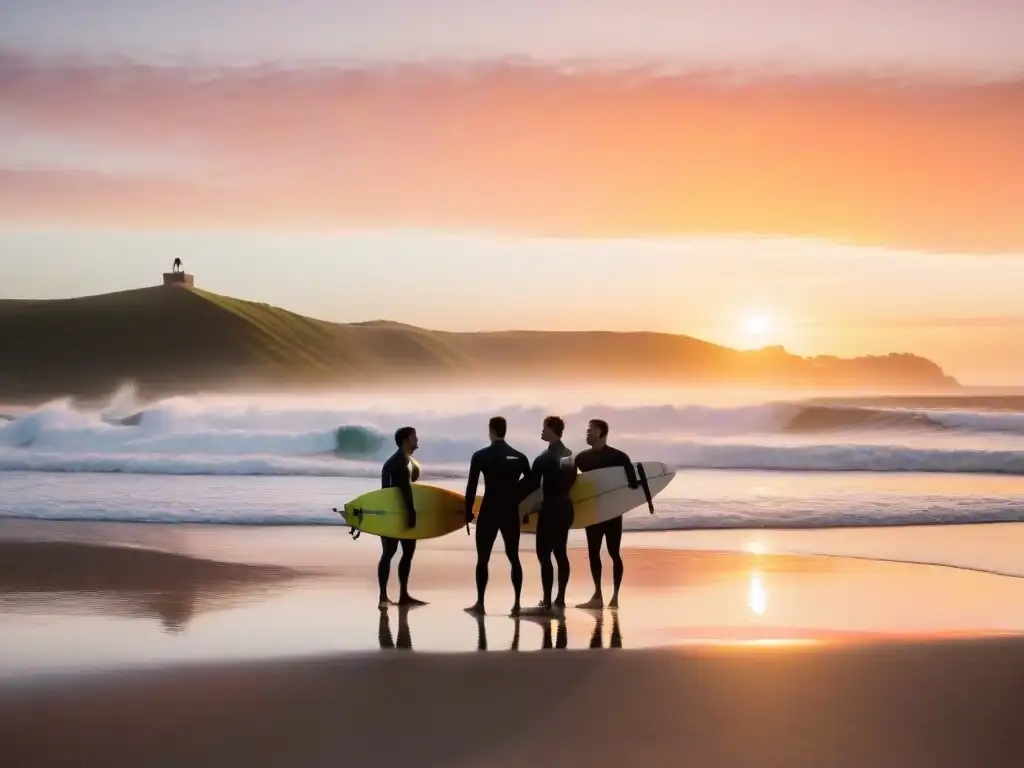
left=517, top=415, right=577, bottom=617
left=378, top=426, right=426, bottom=609
left=574, top=419, right=639, bottom=610
left=463, top=416, right=532, bottom=617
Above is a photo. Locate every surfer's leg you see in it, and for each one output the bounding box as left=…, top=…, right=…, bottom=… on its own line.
left=606, top=515, right=625, bottom=608
left=577, top=524, right=605, bottom=609
left=378, top=537, right=399, bottom=607
left=535, top=520, right=554, bottom=609
left=552, top=519, right=571, bottom=614
left=500, top=513, right=523, bottom=615
left=468, top=516, right=499, bottom=615
left=397, top=539, right=426, bottom=606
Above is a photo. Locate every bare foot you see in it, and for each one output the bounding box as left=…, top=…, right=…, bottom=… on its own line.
left=398, top=595, right=428, bottom=607
left=519, top=605, right=552, bottom=618
left=378, top=596, right=391, bottom=610
left=576, top=595, right=604, bottom=610
left=608, top=595, right=619, bottom=610
left=550, top=602, right=566, bottom=618
left=464, top=603, right=485, bottom=617
left=509, top=604, right=521, bottom=618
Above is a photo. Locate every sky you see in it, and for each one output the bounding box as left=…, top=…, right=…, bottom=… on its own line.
left=2, top=0, right=1024, bottom=383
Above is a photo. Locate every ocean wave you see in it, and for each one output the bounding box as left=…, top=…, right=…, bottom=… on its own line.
left=3, top=442, right=1024, bottom=476
left=3, top=391, right=1024, bottom=478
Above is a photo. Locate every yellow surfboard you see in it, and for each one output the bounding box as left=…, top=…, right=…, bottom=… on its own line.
left=336, top=484, right=471, bottom=540
left=472, top=461, right=675, bottom=534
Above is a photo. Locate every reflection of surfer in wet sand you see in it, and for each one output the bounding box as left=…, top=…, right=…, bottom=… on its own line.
left=541, top=616, right=568, bottom=650
left=588, top=611, right=623, bottom=649
left=378, top=606, right=414, bottom=650
left=473, top=614, right=521, bottom=652
left=519, top=611, right=568, bottom=650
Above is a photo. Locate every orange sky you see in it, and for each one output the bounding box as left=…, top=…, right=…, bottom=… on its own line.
left=2, top=60, right=1023, bottom=253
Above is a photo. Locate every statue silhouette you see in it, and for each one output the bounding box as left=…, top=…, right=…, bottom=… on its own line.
left=172, top=258, right=183, bottom=273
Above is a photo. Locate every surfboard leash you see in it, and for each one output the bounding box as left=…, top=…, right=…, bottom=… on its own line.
left=636, top=464, right=655, bottom=514
left=332, top=506, right=363, bottom=539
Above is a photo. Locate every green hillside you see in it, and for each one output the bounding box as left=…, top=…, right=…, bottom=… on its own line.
left=0, top=285, right=958, bottom=401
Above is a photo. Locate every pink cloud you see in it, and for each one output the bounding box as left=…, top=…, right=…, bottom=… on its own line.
left=1, top=54, right=1022, bottom=251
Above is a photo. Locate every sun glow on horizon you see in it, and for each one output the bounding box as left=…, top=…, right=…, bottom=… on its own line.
left=738, top=312, right=779, bottom=349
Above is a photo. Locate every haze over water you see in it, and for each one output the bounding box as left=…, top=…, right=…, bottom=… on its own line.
left=3, top=385, right=1024, bottom=546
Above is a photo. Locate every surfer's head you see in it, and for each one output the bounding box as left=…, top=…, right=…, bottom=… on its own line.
left=394, top=426, right=418, bottom=454
left=541, top=415, right=565, bottom=443
left=488, top=416, right=507, bottom=442
left=586, top=419, right=609, bottom=448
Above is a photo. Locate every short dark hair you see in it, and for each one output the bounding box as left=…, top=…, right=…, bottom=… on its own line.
left=488, top=416, right=507, bottom=438
left=589, top=419, right=609, bottom=438
left=543, top=415, right=565, bottom=437
left=394, top=426, right=416, bottom=447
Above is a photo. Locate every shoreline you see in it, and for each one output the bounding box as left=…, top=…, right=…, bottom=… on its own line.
left=2, top=525, right=1024, bottom=765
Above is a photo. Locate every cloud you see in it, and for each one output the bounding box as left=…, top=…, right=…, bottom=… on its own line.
left=1, top=53, right=1023, bottom=251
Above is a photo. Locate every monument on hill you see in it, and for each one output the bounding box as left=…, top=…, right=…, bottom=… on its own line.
left=163, top=257, right=194, bottom=287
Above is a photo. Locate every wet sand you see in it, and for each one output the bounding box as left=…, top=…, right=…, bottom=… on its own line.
left=4, top=636, right=1024, bottom=767
left=2, top=524, right=1024, bottom=766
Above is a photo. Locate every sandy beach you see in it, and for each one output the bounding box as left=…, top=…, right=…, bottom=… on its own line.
left=2, top=522, right=1024, bottom=766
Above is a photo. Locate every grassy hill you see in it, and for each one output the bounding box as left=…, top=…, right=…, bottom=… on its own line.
left=0, top=285, right=958, bottom=401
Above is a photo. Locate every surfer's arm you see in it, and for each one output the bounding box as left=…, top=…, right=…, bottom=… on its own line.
left=517, top=456, right=543, bottom=502
left=614, top=449, right=640, bottom=489
left=396, top=464, right=417, bottom=527
left=519, top=453, right=532, bottom=481
left=464, top=453, right=482, bottom=521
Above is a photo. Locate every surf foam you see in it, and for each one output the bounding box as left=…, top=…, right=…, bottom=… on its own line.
left=4, top=390, right=1024, bottom=477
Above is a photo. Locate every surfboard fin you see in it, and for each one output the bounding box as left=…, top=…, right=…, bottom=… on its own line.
left=636, top=464, right=655, bottom=514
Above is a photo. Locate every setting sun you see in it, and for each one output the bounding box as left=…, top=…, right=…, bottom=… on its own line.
left=742, top=314, right=770, bottom=336
left=740, top=313, right=775, bottom=346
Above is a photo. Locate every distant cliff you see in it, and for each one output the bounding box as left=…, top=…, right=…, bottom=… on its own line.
left=0, top=286, right=958, bottom=401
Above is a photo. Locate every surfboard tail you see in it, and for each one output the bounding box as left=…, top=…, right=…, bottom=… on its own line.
left=333, top=506, right=364, bottom=539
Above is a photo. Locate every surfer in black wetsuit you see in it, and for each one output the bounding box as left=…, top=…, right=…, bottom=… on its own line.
left=574, top=419, right=639, bottom=609
left=464, top=416, right=531, bottom=617
left=378, top=426, right=426, bottom=609
left=517, top=415, right=577, bottom=617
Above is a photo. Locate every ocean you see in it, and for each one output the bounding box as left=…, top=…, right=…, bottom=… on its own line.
left=3, top=384, right=1024, bottom=533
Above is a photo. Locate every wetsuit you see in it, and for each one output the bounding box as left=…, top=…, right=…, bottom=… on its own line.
left=465, top=440, right=532, bottom=607
left=574, top=445, right=638, bottom=600
left=518, top=440, right=577, bottom=608
left=379, top=450, right=419, bottom=600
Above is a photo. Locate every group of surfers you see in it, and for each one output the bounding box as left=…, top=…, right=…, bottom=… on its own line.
left=377, top=415, right=639, bottom=618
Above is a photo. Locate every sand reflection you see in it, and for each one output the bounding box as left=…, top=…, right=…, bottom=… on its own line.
left=0, top=540, right=301, bottom=633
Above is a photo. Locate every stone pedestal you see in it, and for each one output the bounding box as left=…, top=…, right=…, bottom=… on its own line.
left=162, top=272, right=194, bottom=287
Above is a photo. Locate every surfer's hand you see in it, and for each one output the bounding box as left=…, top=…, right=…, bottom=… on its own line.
left=406, top=512, right=417, bottom=529
left=628, top=481, right=640, bottom=490
left=464, top=510, right=475, bottom=525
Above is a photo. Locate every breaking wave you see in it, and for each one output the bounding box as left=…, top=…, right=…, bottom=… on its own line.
left=2, top=389, right=1024, bottom=477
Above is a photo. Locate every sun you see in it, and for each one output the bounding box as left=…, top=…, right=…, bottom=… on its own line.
left=741, top=313, right=772, bottom=338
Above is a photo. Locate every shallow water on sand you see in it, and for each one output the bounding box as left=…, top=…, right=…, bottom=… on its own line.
left=3, top=528, right=1024, bottom=680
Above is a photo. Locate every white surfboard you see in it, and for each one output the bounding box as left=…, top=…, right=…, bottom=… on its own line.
left=518, top=461, right=675, bottom=533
